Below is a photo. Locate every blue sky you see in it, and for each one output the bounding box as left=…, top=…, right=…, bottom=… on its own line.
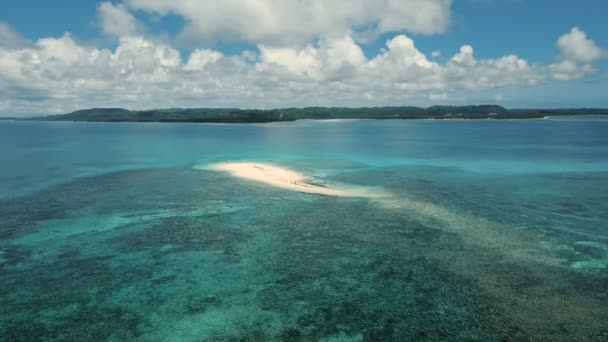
left=0, top=0, right=607, bottom=115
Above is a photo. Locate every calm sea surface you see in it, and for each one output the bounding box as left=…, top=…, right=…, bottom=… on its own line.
left=1, top=118, right=607, bottom=341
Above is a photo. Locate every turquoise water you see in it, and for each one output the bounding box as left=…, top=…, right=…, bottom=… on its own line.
left=1, top=118, right=607, bottom=341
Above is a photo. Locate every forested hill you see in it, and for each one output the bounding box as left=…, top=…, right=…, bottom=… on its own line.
left=39, top=106, right=608, bottom=123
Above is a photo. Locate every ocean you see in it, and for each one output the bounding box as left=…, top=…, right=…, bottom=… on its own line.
left=1, top=118, right=607, bottom=341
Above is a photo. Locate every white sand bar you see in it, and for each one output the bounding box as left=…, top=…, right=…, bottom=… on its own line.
left=203, top=162, right=356, bottom=197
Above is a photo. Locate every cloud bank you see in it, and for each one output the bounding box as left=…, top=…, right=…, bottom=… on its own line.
left=125, top=0, right=453, bottom=45
left=0, top=1, right=605, bottom=115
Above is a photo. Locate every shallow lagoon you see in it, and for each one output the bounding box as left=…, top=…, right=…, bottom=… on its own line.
left=1, top=118, right=607, bottom=341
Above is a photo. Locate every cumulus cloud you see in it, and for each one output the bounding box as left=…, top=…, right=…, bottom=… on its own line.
left=550, top=27, right=603, bottom=81
left=445, top=45, right=541, bottom=89
left=257, top=36, right=366, bottom=82
left=184, top=49, right=224, bottom=71
left=1, top=18, right=605, bottom=115
left=0, top=25, right=553, bottom=115
left=367, top=35, right=442, bottom=90
left=557, top=27, right=602, bottom=63
left=549, top=60, right=595, bottom=81
left=0, top=21, right=29, bottom=48
left=98, top=2, right=141, bottom=37
left=125, top=0, right=453, bottom=45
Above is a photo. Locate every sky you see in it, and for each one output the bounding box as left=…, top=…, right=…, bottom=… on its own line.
left=0, top=0, right=607, bottom=116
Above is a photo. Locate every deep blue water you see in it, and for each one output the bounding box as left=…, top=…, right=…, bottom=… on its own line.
left=1, top=118, right=607, bottom=341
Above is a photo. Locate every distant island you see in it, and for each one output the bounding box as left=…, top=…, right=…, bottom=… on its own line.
left=4, top=105, right=608, bottom=123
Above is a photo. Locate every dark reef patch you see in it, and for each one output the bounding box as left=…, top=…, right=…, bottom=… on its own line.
left=109, top=215, right=248, bottom=258
left=1, top=165, right=607, bottom=341
left=250, top=199, right=530, bottom=341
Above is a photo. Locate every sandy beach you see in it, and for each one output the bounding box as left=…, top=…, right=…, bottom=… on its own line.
left=202, top=162, right=357, bottom=197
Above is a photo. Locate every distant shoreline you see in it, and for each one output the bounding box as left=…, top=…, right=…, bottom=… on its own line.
left=2, top=116, right=608, bottom=124
left=2, top=105, right=608, bottom=123
left=2, top=115, right=608, bottom=125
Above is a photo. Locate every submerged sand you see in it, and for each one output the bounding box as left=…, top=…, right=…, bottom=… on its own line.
left=199, top=161, right=574, bottom=268
left=203, top=162, right=361, bottom=197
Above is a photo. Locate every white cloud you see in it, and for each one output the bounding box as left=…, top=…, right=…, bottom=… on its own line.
left=557, top=27, right=602, bottom=63
left=0, top=28, right=553, bottom=115
left=367, top=35, right=442, bottom=91
left=98, top=2, right=141, bottom=37
left=184, top=49, right=223, bottom=71
left=445, top=45, right=541, bottom=89
left=2, top=19, right=606, bottom=115
left=550, top=27, right=603, bottom=81
left=549, top=60, right=595, bottom=81
left=431, top=50, right=442, bottom=58
left=125, top=0, right=453, bottom=45
left=0, top=21, right=29, bottom=48
left=257, top=36, right=366, bottom=81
